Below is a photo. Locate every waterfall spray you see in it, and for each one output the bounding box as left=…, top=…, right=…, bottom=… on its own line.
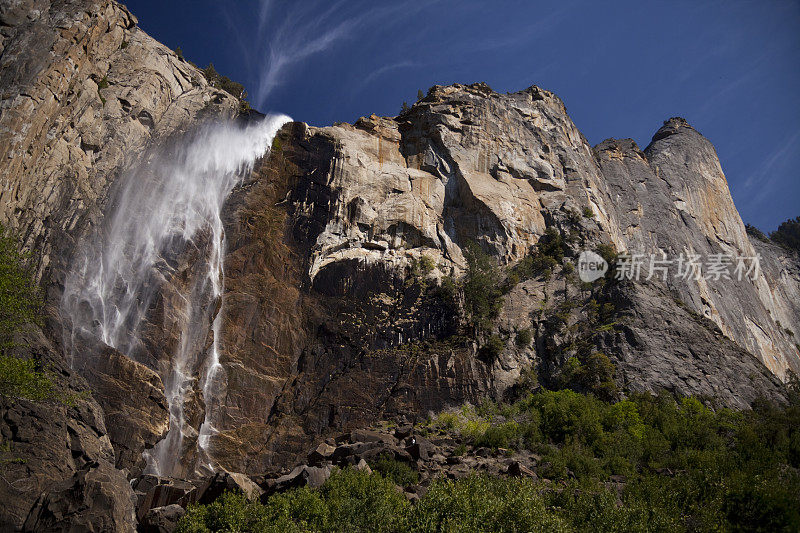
left=62, top=114, right=290, bottom=476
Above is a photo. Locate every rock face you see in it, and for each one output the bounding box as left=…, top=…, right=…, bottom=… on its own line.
left=0, top=0, right=237, bottom=527
left=0, top=330, right=137, bottom=531
left=272, top=86, right=799, bottom=380
left=195, top=86, right=796, bottom=470
left=22, top=460, right=137, bottom=533
left=594, top=121, right=800, bottom=378
left=0, top=0, right=239, bottom=283
left=69, top=338, right=169, bottom=475
left=0, top=0, right=798, bottom=529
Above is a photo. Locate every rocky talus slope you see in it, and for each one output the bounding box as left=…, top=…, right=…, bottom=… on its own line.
left=0, top=0, right=798, bottom=530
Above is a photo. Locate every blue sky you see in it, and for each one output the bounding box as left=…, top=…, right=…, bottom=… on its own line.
left=125, top=0, right=799, bottom=231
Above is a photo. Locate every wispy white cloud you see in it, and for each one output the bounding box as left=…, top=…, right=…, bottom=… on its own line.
left=466, top=2, right=572, bottom=54
left=743, top=129, right=800, bottom=204
left=358, top=60, right=418, bottom=90
left=245, top=0, right=426, bottom=108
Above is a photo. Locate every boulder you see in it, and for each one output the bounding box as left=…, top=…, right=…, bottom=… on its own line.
left=307, top=442, right=336, bottom=465
left=394, top=425, right=414, bottom=440
left=133, top=476, right=196, bottom=521
left=507, top=461, right=537, bottom=479
left=354, top=458, right=372, bottom=474
left=349, top=429, right=397, bottom=445
left=191, top=472, right=264, bottom=505
left=139, top=504, right=185, bottom=533
left=22, top=461, right=137, bottom=533
left=406, top=436, right=436, bottom=461
left=262, top=465, right=333, bottom=497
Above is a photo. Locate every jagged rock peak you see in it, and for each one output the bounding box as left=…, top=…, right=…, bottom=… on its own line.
left=650, top=116, right=696, bottom=143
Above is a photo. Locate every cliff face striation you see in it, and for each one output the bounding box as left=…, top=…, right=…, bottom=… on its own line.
left=0, top=0, right=798, bottom=530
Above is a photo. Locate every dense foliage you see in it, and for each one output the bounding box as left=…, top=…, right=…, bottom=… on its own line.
left=177, top=468, right=408, bottom=533
left=0, top=225, right=53, bottom=403
left=770, top=216, right=800, bottom=254
left=0, top=356, right=54, bottom=403
left=746, top=216, right=800, bottom=253
left=178, top=389, right=800, bottom=532
left=462, top=241, right=503, bottom=333
left=0, top=225, right=41, bottom=350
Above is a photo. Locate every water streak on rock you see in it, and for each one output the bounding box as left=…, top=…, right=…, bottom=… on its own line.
left=62, top=114, right=291, bottom=476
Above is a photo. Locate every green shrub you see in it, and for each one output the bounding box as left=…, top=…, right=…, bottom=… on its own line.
left=745, top=223, right=770, bottom=242
left=533, top=389, right=603, bottom=445
left=177, top=490, right=270, bottom=533
left=462, top=241, right=503, bottom=332
left=316, top=469, right=409, bottom=531
left=595, top=243, right=619, bottom=275
left=479, top=334, right=504, bottom=361
left=559, top=352, right=618, bottom=400
left=203, top=63, right=249, bottom=104
left=407, top=475, right=569, bottom=532
left=474, top=420, right=522, bottom=449
left=0, top=356, right=54, bottom=403
left=770, top=216, right=800, bottom=253
left=0, top=225, right=42, bottom=350
left=515, top=328, right=532, bottom=347
left=429, top=274, right=458, bottom=312
left=180, top=470, right=410, bottom=533
left=461, top=418, right=491, bottom=442
left=407, top=255, right=435, bottom=285
left=0, top=225, right=54, bottom=404
left=510, top=228, right=566, bottom=283
left=369, top=453, right=419, bottom=487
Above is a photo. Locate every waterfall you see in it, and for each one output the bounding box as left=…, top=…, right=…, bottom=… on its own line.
left=61, top=113, right=290, bottom=477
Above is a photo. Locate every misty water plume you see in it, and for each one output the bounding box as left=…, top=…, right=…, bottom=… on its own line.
left=61, top=113, right=290, bottom=477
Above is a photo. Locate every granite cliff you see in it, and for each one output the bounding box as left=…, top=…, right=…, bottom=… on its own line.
left=0, top=0, right=798, bottom=530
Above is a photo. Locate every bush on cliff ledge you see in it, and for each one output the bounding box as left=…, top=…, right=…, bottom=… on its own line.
left=0, top=225, right=53, bottom=403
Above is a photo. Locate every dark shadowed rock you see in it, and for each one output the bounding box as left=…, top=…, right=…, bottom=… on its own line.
left=70, top=337, right=169, bottom=475
left=508, top=461, right=537, bottom=478
left=138, top=504, right=185, bottom=533
left=307, top=442, right=337, bottom=465
left=192, top=472, right=264, bottom=505
left=133, top=476, right=196, bottom=522
left=22, top=461, right=137, bottom=533
left=0, top=330, right=124, bottom=530
left=349, top=429, right=397, bottom=445
left=262, top=465, right=333, bottom=498
left=406, top=436, right=436, bottom=461
left=394, top=425, right=414, bottom=440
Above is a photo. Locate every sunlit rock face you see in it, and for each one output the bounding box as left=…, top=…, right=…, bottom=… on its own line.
left=0, top=0, right=240, bottom=284
left=199, top=85, right=795, bottom=471
left=594, top=119, right=800, bottom=379
left=268, top=84, right=798, bottom=382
